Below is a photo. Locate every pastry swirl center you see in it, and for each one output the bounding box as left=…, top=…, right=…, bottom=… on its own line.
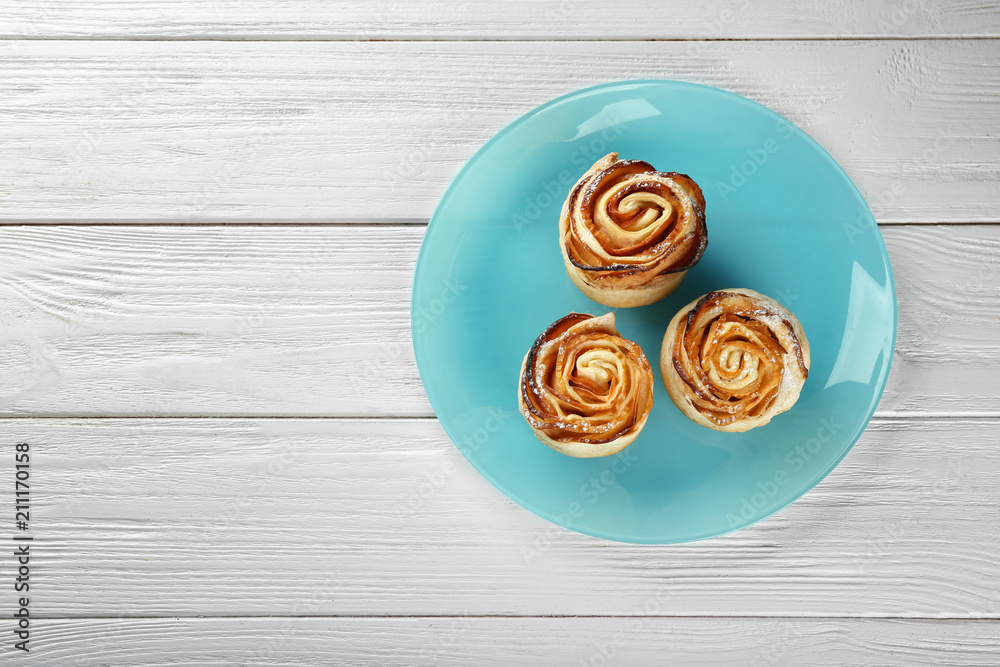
left=520, top=313, right=654, bottom=445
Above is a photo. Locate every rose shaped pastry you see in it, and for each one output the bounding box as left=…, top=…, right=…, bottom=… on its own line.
left=519, top=312, right=654, bottom=458
left=661, top=289, right=810, bottom=432
left=560, top=153, right=708, bottom=308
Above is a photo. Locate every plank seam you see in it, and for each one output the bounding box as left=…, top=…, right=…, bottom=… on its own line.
left=0, top=414, right=995, bottom=421
left=0, top=36, right=998, bottom=42
left=21, top=614, right=1000, bottom=621
left=0, top=220, right=995, bottom=228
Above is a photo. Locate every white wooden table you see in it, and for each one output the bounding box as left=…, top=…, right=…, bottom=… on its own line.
left=1, top=3, right=998, bottom=664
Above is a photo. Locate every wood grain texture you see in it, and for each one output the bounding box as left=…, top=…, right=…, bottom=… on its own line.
left=0, top=40, right=996, bottom=223
left=0, top=416, right=997, bottom=618
left=6, top=617, right=1000, bottom=666
left=0, top=224, right=996, bottom=417
left=1, top=1, right=998, bottom=40
left=0, top=3, right=994, bottom=662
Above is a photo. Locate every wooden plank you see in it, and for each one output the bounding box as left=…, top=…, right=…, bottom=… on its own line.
left=1, top=1, right=998, bottom=40
left=0, top=224, right=996, bottom=417
left=6, top=617, right=1000, bottom=666
left=0, top=417, right=997, bottom=617
left=0, top=40, right=996, bottom=223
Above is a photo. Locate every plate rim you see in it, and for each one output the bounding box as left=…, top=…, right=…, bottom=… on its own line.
left=411, top=78, right=898, bottom=544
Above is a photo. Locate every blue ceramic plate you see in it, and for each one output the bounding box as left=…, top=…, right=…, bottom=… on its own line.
left=412, top=80, right=896, bottom=544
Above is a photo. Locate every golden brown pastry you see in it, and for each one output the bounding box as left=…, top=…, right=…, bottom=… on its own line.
left=560, top=153, right=708, bottom=308
left=660, top=289, right=810, bottom=432
left=519, top=312, right=654, bottom=457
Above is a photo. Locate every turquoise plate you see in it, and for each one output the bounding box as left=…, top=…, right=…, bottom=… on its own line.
left=412, top=80, right=896, bottom=544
